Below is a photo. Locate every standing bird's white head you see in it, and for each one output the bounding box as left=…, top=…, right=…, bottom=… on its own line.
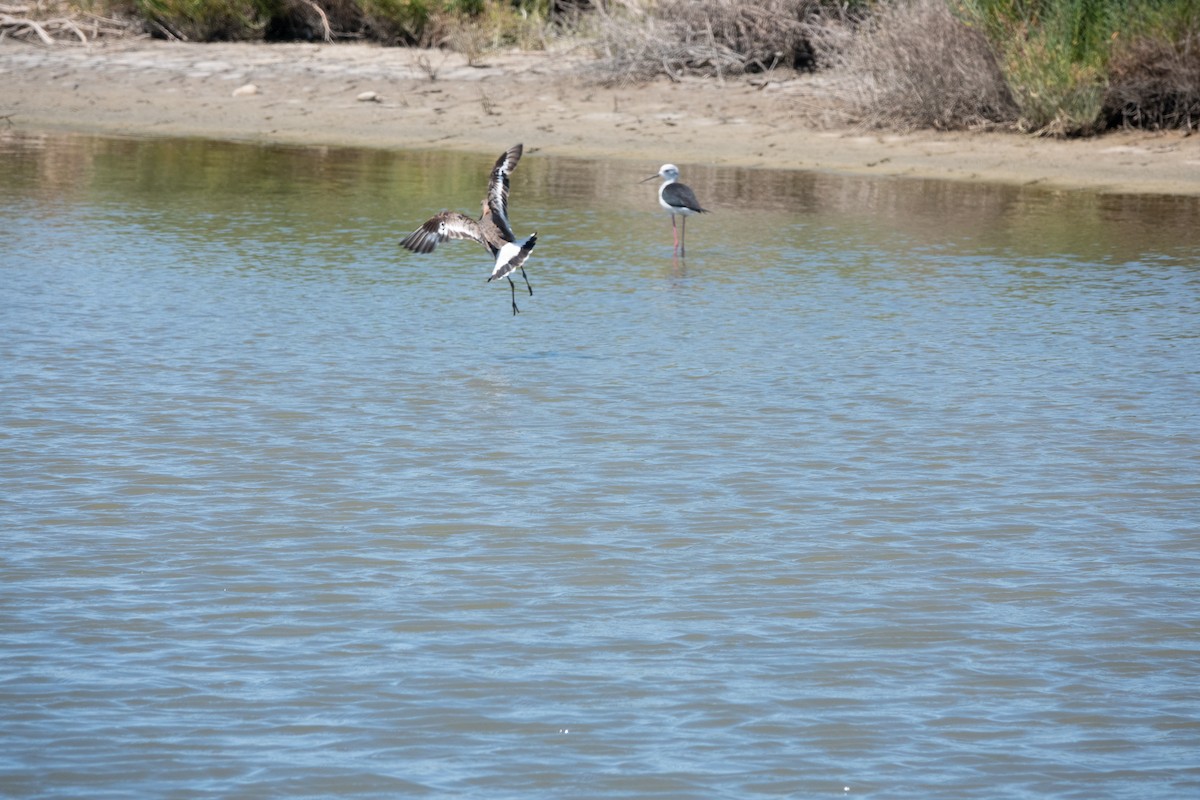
left=643, top=164, right=681, bottom=184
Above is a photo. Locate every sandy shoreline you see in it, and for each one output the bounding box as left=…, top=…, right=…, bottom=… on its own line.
left=3, top=38, right=1200, bottom=196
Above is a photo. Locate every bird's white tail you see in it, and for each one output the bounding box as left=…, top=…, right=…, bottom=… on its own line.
left=487, top=233, right=538, bottom=283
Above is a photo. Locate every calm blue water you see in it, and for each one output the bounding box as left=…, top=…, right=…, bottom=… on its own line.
left=2, top=132, right=1199, bottom=799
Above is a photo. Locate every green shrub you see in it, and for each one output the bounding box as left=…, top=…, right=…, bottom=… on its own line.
left=958, top=0, right=1119, bottom=134
left=355, top=0, right=432, bottom=44
left=133, top=0, right=274, bottom=40
left=998, top=21, right=1108, bottom=134
left=959, top=0, right=1200, bottom=133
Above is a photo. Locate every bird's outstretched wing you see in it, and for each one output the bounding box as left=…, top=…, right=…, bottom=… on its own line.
left=486, top=143, right=523, bottom=242
left=488, top=233, right=537, bottom=283
left=400, top=211, right=489, bottom=254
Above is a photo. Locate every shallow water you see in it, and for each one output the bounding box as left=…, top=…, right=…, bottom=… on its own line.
left=2, top=132, right=1199, bottom=799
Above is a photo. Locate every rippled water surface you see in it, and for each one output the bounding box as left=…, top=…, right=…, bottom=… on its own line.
left=2, top=132, right=1199, bottom=799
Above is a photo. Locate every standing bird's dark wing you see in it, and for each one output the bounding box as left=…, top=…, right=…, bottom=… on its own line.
left=400, top=211, right=490, bottom=255
left=486, top=143, right=523, bottom=243
left=662, top=181, right=708, bottom=214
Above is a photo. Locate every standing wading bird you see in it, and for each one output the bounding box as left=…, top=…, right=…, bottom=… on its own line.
left=641, top=163, right=708, bottom=256
left=400, top=143, right=537, bottom=315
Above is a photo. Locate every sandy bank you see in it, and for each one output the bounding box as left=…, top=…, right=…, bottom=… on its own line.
left=3, top=39, right=1199, bottom=196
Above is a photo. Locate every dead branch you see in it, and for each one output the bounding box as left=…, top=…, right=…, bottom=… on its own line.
left=1, top=3, right=139, bottom=43
left=295, top=0, right=333, bottom=43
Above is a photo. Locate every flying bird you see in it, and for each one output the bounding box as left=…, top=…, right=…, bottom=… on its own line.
left=400, top=143, right=537, bottom=315
left=641, top=163, right=708, bottom=256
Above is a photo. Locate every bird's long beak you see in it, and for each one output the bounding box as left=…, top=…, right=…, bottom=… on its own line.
left=639, top=174, right=659, bottom=183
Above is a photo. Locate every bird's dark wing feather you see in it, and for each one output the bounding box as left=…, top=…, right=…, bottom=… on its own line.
left=400, top=211, right=488, bottom=254
left=662, top=181, right=708, bottom=213
left=486, top=143, right=523, bottom=242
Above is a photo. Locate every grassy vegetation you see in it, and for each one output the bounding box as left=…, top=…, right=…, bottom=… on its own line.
left=956, top=0, right=1107, bottom=134
left=1101, top=0, right=1200, bottom=129
left=811, top=0, right=1200, bottom=134
left=8, top=0, right=1199, bottom=135
left=957, top=0, right=1200, bottom=134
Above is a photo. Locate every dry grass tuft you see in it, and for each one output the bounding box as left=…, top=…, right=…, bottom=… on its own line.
left=588, top=0, right=826, bottom=86
left=815, top=0, right=1017, bottom=130
left=1105, top=31, right=1200, bottom=130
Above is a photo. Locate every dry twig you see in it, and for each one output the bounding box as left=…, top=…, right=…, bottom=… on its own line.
left=1, top=2, right=137, bottom=43
left=295, top=0, right=333, bottom=43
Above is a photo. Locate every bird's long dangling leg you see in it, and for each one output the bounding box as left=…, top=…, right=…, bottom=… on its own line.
left=508, top=276, right=520, bottom=315
left=671, top=214, right=680, bottom=252
left=521, top=266, right=533, bottom=297
left=680, top=216, right=687, bottom=257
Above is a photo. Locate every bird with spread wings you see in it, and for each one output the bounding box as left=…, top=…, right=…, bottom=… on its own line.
left=400, top=143, right=538, bottom=316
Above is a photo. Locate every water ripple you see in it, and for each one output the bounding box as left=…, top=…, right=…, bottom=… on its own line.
left=2, top=135, right=1198, bottom=799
